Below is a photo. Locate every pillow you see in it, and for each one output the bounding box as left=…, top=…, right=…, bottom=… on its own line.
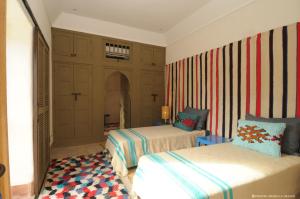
left=173, top=112, right=199, bottom=131
left=183, top=107, right=209, bottom=130
left=233, top=120, right=286, bottom=157
left=246, top=114, right=300, bottom=155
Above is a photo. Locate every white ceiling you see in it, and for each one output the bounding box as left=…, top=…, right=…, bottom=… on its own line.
left=44, top=0, right=211, bottom=33
left=44, top=0, right=255, bottom=46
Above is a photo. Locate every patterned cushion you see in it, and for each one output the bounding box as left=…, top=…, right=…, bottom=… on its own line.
left=173, top=112, right=199, bottom=131
left=246, top=114, right=300, bottom=156
left=233, top=120, right=286, bottom=157
left=184, top=107, right=209, bottom=130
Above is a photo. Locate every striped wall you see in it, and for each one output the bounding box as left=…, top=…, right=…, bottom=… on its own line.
left=165, top=22, right=300, bottom=138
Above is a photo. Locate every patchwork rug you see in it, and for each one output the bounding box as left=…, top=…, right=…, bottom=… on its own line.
left=39, top=151, right=129, bottom=199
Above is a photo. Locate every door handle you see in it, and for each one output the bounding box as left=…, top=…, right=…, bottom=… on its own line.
left=72, top=92, right=81, bottom=101
left=151, top=94, right=158, bottom=102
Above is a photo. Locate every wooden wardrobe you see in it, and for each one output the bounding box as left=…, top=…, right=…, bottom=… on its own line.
left=52, top=28, right=165, bottom=147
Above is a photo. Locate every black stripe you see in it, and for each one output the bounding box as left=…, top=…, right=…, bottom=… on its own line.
left=238, top=41, right=242, bottom=120
left=222, top=46, right=226, bottom=138
left=187, top=57, right=190, bottom=107
left=171, top=63, right=174, bottom=121
left=191, top=56, right=194, bottom=107
left=200, top=53, right=203, bottom=109
left=175, top=62, right=178, bottom=117
left=205, top=52, right=208, bottom=109
left=229, top=43, right=233, bottom=138
left=282, top=26, right=288, bottom=118
left=269, top=29, right=274, bottom=118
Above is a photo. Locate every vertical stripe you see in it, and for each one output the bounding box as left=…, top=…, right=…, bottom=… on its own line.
left=240, top=39, right=247, bottom=120
left=200, top=54, right=203, bottom=109
left=296, top=23, right=300, bottom=117
left=166, top=65, right=170, bottom=106
left=215, top=48, right=219, bottom=136
left=175, top=62, right=178, bottom=116
left=196, top=55, right=199, bottom=109
left=287, top=24, right=297, bottom=117
left=260, top=31, right=270, bottom=118
left=246, top=37, right=251, bottom=114
left=209, top=50, right=214, bottom=132
left=171, top=63, right=174, bottom=121
left=222, top=46, right=226, bottom=137
left=273, top=27, right=283, bottom=117
left=256, top=33, right=262, bottom=116
left=187, top=58, right=190, bottom=107
left=269, top=30, right=274, bottom=117
left=237, top=41, right=242, bottom=119
left=178, top=61, right=181, bottom=112
left=191, top=56, right=194, bottom=107
left=182, top=59, right=185, bottom=111
left=205, top=52, right=208, bottom=109
left=229, top=43, right=233, bottom=138
left=282, top=26, right=288, bottom=118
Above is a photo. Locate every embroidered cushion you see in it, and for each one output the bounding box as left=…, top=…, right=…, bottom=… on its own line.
left=173, top=112, right=199, bottom=131
left=183, top=107, right=209, bottom=130
left=246, top=114, right=300, bottom=156
left=233, top=120, right=286, bottom=157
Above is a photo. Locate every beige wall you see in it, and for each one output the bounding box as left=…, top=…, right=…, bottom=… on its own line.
left=7, top=0, right=35, bottom=186
left=166, top=0, right=300, bottom=63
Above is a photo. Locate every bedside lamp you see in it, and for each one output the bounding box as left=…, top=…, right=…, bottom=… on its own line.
left=161, top=106, right=170, bottom=124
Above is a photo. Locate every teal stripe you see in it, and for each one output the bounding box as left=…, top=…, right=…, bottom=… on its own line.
left=116, top=129, right=137, bottom=166
left=167, top=151, right=233, bottom=199
left=107, top=135, right=127, bottom=167
left=128, top=128, right=149, bottom=154
left=148, top=154, right=209, bottom=199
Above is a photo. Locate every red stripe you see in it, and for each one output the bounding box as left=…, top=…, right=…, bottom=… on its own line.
left=256, top=33, right=262, bottom=117
left=182, top=59, right=185, bottom=111
left=178, top=61, right=181, bottom=112
left=215, top=48, right=219, bottom=136
left=166, top=64, right=170, bottom=106
left=209, top=50, right=213, bottom=132
left=246, top=37, right=251, bottom=114
left=296, top=22, right=300, bottom=117
left=196, top=55, right=199, bottom=109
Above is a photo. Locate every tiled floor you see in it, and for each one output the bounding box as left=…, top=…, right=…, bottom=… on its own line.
left=51, top=142, right=105, bottom=159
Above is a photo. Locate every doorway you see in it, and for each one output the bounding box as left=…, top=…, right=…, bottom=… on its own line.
left=104, top=72, right=131, bottom=134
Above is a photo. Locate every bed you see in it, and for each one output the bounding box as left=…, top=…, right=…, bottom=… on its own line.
left=105, top=125, right=205, bottom=176
left=132, top=143, right=300, bottom=199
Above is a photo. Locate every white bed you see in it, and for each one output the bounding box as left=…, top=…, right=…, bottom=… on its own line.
left=132, top=143, right=300, bottom=199
left=105, top=125, right=205, bottom=176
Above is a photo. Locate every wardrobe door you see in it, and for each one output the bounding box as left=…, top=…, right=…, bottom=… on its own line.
left=74, top=33, right=93, bottom=63
left=151, top=72, right=165, bottom=122
left=54, top=62, right=75, bottom=140
left=52, top=29, right=74, bottom=57
left=153, top=47, right=165, bottom=67
left=140, top=71, right=165, bottom=126
left=74, top=64, right=92, bottom=138
left=34, top=30, right=50, bottom=194
left=140, top=45, right=154, bottom=67
left=140, top=71, right=154, bottom=126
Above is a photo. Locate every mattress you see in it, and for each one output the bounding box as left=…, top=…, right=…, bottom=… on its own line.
left=105, top=125, right=205, bottom=176
left=132, top=143, right=300, bottom=199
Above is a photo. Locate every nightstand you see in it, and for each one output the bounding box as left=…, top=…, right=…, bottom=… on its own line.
left=196, top=135, right=230, bottom=147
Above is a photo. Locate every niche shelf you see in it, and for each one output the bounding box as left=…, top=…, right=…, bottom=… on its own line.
left=105, top=42, right=130, bottom=60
